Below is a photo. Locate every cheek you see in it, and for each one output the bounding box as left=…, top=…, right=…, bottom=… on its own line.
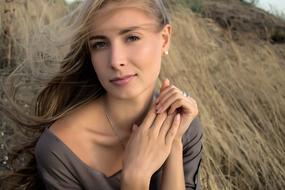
left=90, top=55, right=108, bottom=85
left=130, top=39, right=162, bottom=72
left=90, top=56, right=100, bottom=75
left=90, top=51, right=108, bottom=73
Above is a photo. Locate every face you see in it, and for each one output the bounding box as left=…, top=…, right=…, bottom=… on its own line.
left=88, top=2, right=171, bottom=99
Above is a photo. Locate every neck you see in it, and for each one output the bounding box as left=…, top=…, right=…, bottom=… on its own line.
left=101, top=88, right=157, bottom=134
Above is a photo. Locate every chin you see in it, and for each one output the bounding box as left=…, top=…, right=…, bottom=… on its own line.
left=109, top=86, right=153, bottom=100
left=106, top=87, right=139, bottom=99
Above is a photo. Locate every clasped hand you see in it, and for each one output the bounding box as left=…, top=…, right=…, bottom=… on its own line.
left=122, top=79, right=199, bottom=182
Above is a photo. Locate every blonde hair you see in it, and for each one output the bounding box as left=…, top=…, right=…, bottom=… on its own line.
left=0, top=0, right=171, bottom=189
left=38, top=0, right=171, bottom=120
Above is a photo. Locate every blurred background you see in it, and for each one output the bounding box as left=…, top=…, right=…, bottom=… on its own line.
left=0, top=0, right=284, bottom=189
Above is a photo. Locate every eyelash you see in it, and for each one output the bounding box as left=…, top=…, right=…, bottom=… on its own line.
left=90, top=35, right=141, bottom=50
left=91, top=41, right=107, bottom=50
left=126, top=35, right=140, bottom=42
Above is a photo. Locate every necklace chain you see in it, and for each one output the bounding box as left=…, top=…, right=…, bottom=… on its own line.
left=103, top=102, right=125, bottom=150
left=102, top=92, right=158, bottom=150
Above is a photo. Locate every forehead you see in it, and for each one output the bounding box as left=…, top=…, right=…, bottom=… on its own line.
left=89, top=2, right=158, bottom=35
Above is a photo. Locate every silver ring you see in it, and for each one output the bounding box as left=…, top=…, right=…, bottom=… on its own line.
left=182, top=91, right=190, bottom=97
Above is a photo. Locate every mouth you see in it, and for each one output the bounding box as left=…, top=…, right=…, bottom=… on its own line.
left=110, top=74, right=137, bottom=81
left=110, top=74, right=137, bottom=85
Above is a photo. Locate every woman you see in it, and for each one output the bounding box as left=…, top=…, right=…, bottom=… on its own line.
left=2, top=0, right=203, bottom=189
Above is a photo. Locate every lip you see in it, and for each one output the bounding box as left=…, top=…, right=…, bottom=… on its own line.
left=110, top=74, right=137, bottom=85
left=110, top=74, right=136, bottom=81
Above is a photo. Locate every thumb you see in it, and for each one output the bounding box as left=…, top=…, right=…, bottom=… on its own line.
left=160, top=79, right=170, bottom=93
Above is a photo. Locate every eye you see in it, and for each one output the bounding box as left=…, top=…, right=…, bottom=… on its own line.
left=90, top=41, right=108, bottom=50
left=126, top=35, right=140, bottom=42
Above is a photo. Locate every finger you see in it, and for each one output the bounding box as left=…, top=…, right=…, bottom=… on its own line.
left=151, top=112, right=168, bottom=137
left=168, top=98, right=192, bottom=115
left=156, top=89, right=179, bottom=112
left=140, top=104, right=157, bottom=130
left=158, top=112, right=176, bottom=138
left=155, top=79, right=171, bottom=104
left=156, top=85, right=178, bottom=105
left=165, top=113, right=181, bottom=145
left=160, top=79, right=170, bottom=93
left=157, top=93, right=185, bottom=114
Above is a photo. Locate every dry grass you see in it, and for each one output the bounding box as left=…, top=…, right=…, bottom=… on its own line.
left=0, top=0, right=69, bottom=68
left=1, top=0, right=285, bottom=189
left=163, top=6, right=285, bottom=189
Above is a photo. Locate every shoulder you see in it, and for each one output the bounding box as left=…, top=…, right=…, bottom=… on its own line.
left=48, top=98, right=102, bottom=139
left=35, top=101, right=92, bottom=162
left=35, top=98, right=105, bottom=164
left=35, top=127, right=65, bottom=171
left=35, top=127, right=80, bottom=178
left=35, top=128, right=83, bottom=188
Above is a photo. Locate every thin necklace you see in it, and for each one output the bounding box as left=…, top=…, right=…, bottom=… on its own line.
left=103, top=99, right=125, bottom=150
left=102, top=92, right=158, bottom=150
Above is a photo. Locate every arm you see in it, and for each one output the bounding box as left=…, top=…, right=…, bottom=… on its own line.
left=160, top=139, right=185, bottom=190
left=121, top=170, right=150, bottom=190
left=160, top=117, right=203, bottom=190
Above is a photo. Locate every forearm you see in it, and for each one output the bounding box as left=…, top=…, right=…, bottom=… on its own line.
left=121, top=170, right=150, bottom=190
left=160, top=139, right=185, bottom=190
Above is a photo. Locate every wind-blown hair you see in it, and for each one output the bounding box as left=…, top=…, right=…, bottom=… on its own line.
left=0, top=0, right=171, bottom=189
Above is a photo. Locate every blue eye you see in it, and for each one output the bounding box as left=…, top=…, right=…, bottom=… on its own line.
left=91, top=41, right=108, bottom=49
left=127, top=35, right=140, bottom=42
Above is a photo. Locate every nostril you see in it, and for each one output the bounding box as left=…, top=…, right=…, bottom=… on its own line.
left=110, top=61, right=126, bottom=69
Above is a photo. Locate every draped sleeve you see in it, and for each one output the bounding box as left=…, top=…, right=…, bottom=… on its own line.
left=182, top=116, right=203, bottom=190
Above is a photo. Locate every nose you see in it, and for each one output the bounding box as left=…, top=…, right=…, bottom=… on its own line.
left=109, top=42, right=127, bottom=69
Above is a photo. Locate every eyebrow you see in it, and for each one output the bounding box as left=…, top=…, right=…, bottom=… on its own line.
left=89, top=25, right=149, bottom=41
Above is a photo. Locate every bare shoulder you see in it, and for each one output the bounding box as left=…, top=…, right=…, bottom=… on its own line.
left=45, top=98, right=121, bottom=173
left=48, top=99, right=102, bottom=141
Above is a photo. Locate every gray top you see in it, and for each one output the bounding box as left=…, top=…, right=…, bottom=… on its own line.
left=35, top=117, right=203, bottom=190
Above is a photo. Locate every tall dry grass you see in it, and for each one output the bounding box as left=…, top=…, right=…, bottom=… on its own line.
left=0, top=0, right=69, bottom=69
left=1, top=0, right=285, bottom=189
left=163, top=6, right=285, bottom=189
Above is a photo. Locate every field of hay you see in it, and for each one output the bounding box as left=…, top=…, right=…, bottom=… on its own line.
left=1, top=0, right=285, bottom=189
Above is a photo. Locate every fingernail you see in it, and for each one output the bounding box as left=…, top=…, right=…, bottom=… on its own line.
left=157, top=107, right=162, bottom=113
left=155, top=99, right=159, bottom=104
left=175, top=113, right=180, bottom=120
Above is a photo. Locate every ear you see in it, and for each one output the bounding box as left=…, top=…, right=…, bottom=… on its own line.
left=161, top=24, right=172, bottom=54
